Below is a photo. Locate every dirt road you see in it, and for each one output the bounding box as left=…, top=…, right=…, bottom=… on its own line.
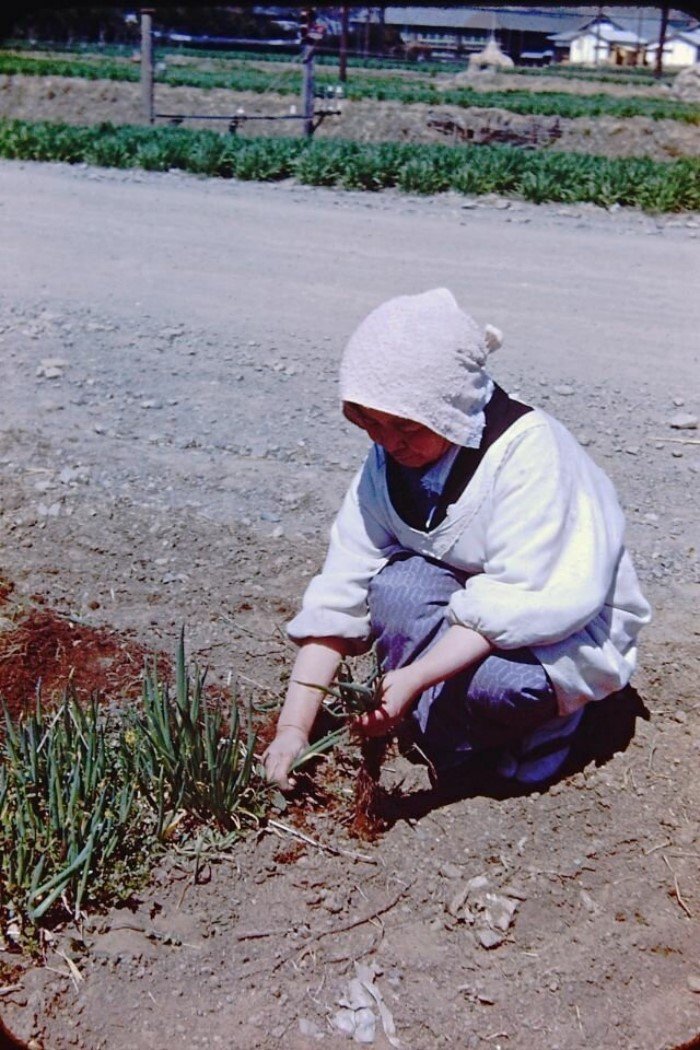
left=1, top=160, right=699, bottom=1049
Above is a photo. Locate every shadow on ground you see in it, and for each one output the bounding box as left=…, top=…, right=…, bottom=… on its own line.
left=378, top=686, right=650, bottom=825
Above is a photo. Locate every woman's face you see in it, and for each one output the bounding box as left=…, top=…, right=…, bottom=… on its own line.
left=343, top=402, right=453, bottom=468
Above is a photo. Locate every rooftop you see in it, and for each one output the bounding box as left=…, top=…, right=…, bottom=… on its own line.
left=373, top=6, right=696, bottom=38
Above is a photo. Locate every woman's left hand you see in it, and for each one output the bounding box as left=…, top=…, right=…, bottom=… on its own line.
left=357, top=666, right=424, bottom=737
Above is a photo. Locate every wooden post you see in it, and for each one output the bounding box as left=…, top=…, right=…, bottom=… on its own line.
left=339, top=3, right=349, bottom=83
left=301, top=7, right=316, bottom=138
left=654, top=2, right=669, bottom=79
left=302, top=42, right=315, bottom=137
left=140, top=8, right=154, bottom=124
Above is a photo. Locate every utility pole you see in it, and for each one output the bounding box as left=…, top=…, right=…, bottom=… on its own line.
left=594, top=5, right=603, bottom=67
left=140, top=8, right=154, bottom=124
left=655, top=2, right=669, bottom=79
left=339, top=4, right=349, bottom=83
left=301, top=7, right=316, bottom=138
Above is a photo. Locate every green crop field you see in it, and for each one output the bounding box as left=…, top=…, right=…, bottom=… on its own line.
left=1, top=118, right=698, bottom=212
left=1, top=39, right=678, bottom=84
left=1, top=51, right=697, bottom=124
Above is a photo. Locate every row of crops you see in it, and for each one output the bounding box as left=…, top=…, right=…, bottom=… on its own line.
left=2, top=118, right=698, bottom=211
left=1, top=52, right=697, bottom=124
left=3, top=40, right=677, bottom=85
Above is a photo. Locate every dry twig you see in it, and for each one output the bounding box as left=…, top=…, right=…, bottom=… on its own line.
left=267, top=818, right=377, bottom=864
left=244, top=883, right=411, bottom=978
left=651, top=436, right=700, bottom=445
left=663, top=854, right=693, bottom=918
left=0, top=984, right=23, bottom=997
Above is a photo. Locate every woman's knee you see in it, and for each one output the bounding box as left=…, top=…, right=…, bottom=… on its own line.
left=466, top=650, right=557, bottom=732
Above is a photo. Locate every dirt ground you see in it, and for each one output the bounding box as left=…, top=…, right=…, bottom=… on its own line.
left=1, top=73, right=699, bottom=160
left=0, top=160, right=699, bottom=1049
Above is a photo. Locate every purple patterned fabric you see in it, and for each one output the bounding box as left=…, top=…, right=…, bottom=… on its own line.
left=368, top=552, right=582, bottom=783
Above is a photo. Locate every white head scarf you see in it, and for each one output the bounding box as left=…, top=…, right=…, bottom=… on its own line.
left=339, top=288, right=502, bottom=450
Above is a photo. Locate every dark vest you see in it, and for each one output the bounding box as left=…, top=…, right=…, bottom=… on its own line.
left=385, top=385, right=533, bottom=532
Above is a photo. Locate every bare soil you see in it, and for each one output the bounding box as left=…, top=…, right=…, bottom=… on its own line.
left=0, top=161, right=698, bottom=1050
left=0, top=579, right=169, bottom=719
left=1, top=73, right=699, bottom=160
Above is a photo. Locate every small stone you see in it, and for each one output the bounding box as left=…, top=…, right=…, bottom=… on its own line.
left=687, top=974, right=700, bottom=993
left=58, top=467, right=85, bottom=484
left=672, top=449, right=684, bottom=458
left=477, top=928, right=504, bottom=949
left=673, top=397, right=685, bottom=407
left=484, top=894, right=518, bottom=932
left=439, top=862, right=463, bottom=880
left=578, top=433, right=593, bottom=447
left=37, top=501, right=60, bottom=518
left=39, top=356, right=68, bottom=370
left=159, top=326, right=185, bottom=341
left=447, top=885, right=470, bottom=917
left=467, top=874, right=490, bottom=894
left=553, top=384, right=575, bottom=396
left=330, top=1010, right=359, bottom=1038
left=580, top=890, right=597, bottom=913
left=625, top=446, right=639, bottom=455
left=669, top=413, right=698, bottom=430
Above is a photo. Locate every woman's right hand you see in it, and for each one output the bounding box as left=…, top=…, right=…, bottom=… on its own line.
left=262, top=726, right=308, bottom=792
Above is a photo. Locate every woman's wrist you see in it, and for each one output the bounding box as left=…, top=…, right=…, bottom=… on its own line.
left=276, top=722, right=309, bottom=737
left=396, top=661, right=429, bottom=699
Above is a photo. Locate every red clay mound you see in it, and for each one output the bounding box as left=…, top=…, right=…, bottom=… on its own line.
left=0, top=586, right=166, bottom=719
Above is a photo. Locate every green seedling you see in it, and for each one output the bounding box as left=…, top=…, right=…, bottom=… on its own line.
left=297, top=657, right=383, bottom=718
left=0, top=632, right=269, bottom=942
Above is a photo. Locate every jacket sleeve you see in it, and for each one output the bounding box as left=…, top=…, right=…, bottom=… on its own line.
left=287, top=454, right=398, bottom=644
left=447, top=421, right=627, bottom=648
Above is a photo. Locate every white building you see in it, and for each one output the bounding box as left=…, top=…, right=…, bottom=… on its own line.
left=550, top=16, right=648, bottom=67
left=646, top=27, right=700, bottom=68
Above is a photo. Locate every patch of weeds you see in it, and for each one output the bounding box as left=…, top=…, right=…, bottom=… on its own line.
left=122, top=631, right=266, bottom=840
left=0, top=693, right=153, bottom=940
left=0, top=633, right=268, bottom=947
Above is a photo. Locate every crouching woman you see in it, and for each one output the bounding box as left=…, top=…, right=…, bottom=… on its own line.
left=263, top=288, right=651, bottom=791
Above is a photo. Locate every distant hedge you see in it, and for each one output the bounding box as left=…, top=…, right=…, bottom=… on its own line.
left=1, top=118, right=698, bottom=211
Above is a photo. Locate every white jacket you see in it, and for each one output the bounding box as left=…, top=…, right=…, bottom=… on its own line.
left=288, top=410, right=652, bottom=715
